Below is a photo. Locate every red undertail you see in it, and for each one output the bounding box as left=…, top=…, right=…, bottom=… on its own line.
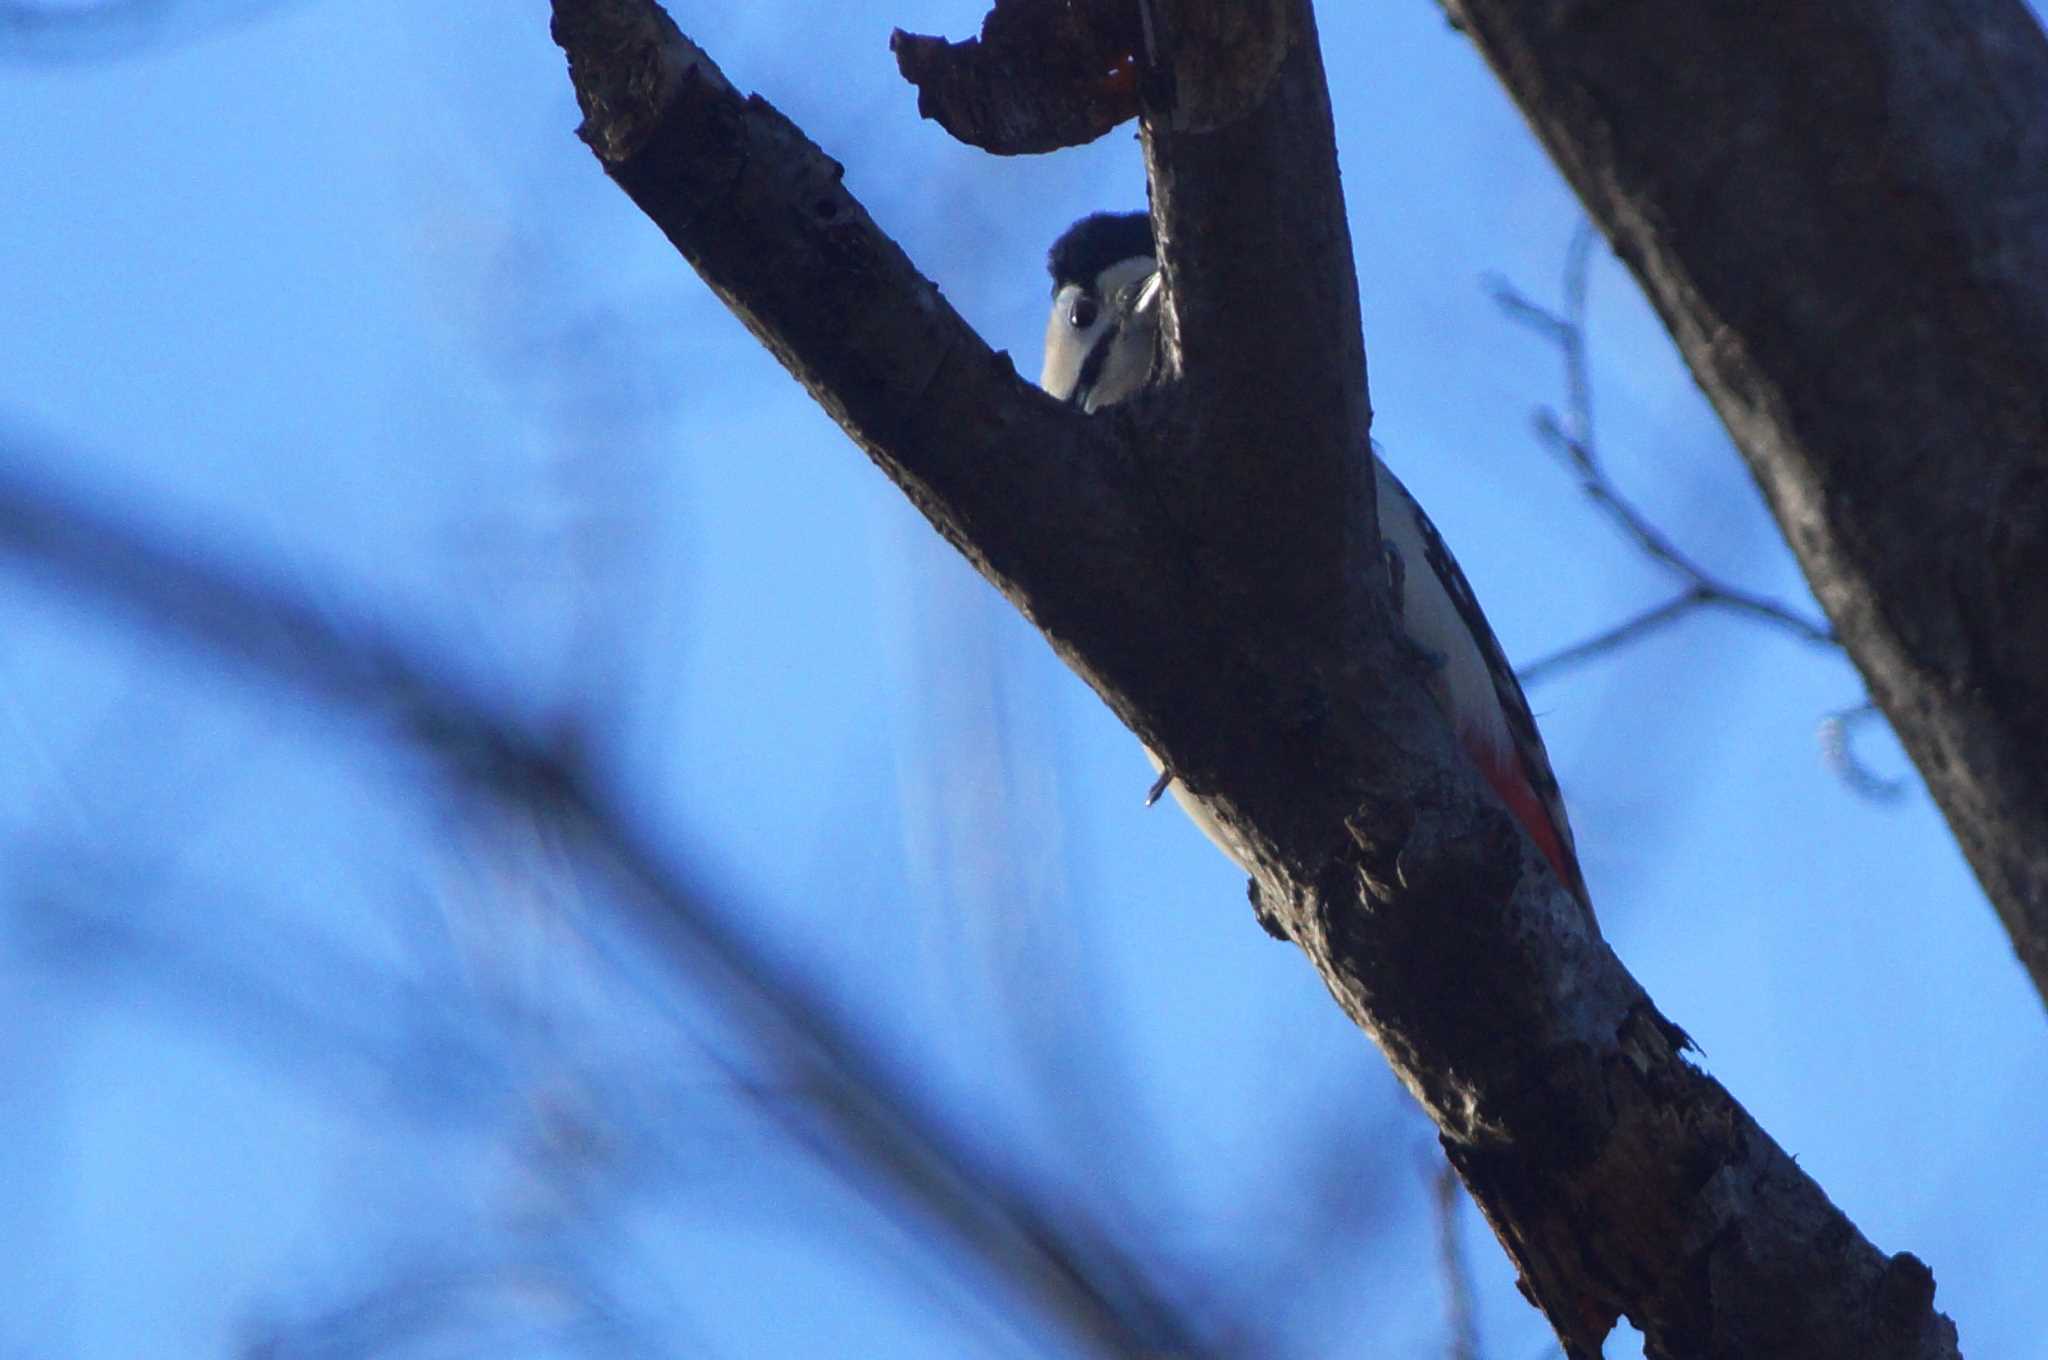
left=1466, top=737, right=1586, bottom=906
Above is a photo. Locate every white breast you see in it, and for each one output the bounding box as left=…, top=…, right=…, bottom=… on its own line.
left=1149, top=455, right=1513, bottom=870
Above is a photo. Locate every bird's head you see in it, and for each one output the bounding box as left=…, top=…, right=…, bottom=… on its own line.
left=1041, top=211, right=1163, bottom=412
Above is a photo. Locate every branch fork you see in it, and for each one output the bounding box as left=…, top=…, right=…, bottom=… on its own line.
left=548, top=1, right=1961, bottom=1353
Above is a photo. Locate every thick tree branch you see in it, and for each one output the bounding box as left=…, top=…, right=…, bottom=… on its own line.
left=550, top=0, right=1191, bottom=761
left=1445, top=0, right=2048, bottom=1009
left=1139, top=0, right=1379, bottom=691
left=549, top=1, right=1960, bottom=1355
left=550, top=0, right=1395, bottom=882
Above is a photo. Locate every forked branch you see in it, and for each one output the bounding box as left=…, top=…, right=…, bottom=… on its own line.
left=548, top=2, right=1959, bottom=1355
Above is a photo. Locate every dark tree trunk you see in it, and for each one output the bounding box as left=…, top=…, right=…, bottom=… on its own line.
left=1443, top=0, right=2048, bottom=1007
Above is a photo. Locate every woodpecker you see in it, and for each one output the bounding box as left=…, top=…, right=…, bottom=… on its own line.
left=1040, top=211, right=1590, bottom=909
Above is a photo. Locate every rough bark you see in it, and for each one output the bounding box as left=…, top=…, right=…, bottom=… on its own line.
left=549, top=1, right=1962, bottom=1354
left=1442, top=0, right=2048, bottom=1008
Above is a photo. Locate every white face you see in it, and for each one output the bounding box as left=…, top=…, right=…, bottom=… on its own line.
left=1039, top=254, right=1161, bottom=410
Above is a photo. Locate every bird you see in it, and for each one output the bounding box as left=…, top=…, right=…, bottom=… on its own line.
left=1038, top=210, right=1590, bottom=910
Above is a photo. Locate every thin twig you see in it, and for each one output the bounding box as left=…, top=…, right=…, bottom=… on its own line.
left=1488, top=229, right=1914, bottom=807
left=1486, top=224, right=1836, bottom=687
left=1530, top=409, right=1835, bottom=650
left=1818, top=703, right=1910, bottom=803
left=1517, top=590, right=1701, bottom=687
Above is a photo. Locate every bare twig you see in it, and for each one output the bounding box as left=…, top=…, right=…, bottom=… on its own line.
left=1517, top=590, right=1699, bottom=688
left=1818, top=703, right=1910, bottom=803
left=1492, top=228, right=1914, bottom=805
left=1487, top=223, right=1836, bottom=686
left=1200, top=1094, right=1416, bottom=1356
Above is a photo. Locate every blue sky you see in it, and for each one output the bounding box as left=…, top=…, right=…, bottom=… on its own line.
left=2, top=2, right=2042, bottom=1357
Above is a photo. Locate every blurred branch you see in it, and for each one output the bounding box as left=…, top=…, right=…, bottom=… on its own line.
left=1203, top=1092, right=1415, bottom=1355
left=0, top=452, right=1210, bottom=1359
left=10, top=846, right=511, bottom=1123
left=1433, top=1161, right=1482, bottom=1360
left=0, top=0, right=294, bottom=62
left=1488, top=224, right=1836, bottom=687
left=242, top=1257, right=680, bottom=1360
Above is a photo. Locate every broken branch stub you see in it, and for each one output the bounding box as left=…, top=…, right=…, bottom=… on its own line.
left=890, top=0, right=1144, bottom=153
left=891, top=0, right=1298, bottom=152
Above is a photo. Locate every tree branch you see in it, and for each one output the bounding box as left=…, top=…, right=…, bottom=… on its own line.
left=1517, top=589, right=1700, bottom=688
left=1494, top=234, right=1919, bottom=809
left=1446, top=0, right=2048, bottom=1010
left=547, top=1, right=1961, bottom=1354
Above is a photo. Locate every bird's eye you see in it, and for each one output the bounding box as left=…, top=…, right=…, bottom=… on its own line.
left=1068, top=295, right=1100, bottom=329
